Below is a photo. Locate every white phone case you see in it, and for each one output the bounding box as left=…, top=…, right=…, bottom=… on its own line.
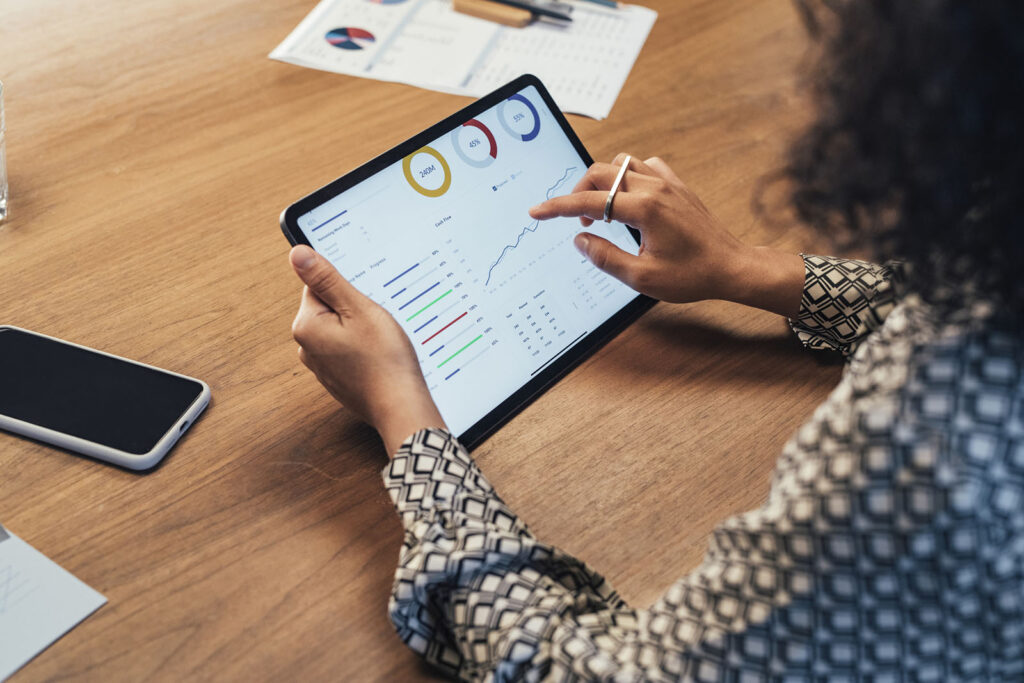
left=0, top=326, right=211, bottom=470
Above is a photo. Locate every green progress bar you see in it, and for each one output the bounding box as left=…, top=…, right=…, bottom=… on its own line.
left=406, top=289, right=453, bottom=322
left=437, top=334, right=483, bottom=368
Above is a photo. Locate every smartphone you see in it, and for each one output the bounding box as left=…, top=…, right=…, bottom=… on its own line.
left=0, top=326, right=210, bottom=470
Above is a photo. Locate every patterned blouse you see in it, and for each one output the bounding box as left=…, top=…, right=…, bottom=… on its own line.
left=381, top=255, right=1024, bottom=681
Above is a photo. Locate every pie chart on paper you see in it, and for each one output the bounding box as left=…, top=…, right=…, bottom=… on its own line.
left=325, top=28, right=376, bottom=51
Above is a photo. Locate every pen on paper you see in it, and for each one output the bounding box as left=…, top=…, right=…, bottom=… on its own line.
left=491, top=0, right=573, bottom=22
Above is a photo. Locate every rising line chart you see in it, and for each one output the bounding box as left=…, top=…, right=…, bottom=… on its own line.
left=484, top=166, right=578, bottom=286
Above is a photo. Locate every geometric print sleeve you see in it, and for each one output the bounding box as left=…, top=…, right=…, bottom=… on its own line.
left=382, top=304, right=1024, bottom=680
left=383, top=429, right=630, bottom=681
left=789, top=254, right=902, bottom=357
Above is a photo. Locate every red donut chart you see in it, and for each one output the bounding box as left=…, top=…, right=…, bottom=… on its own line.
left=464, top=120, right=497, bottom=159
left=450, top=118, right=498, bottom=168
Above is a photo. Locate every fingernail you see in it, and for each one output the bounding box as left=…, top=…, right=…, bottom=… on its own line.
left=574, top=234, right=589, bottom=255
left=293, top=247, right=316, bottom=270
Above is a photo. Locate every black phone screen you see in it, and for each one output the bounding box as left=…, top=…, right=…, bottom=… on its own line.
left=0, top=328, right=206, bottom=455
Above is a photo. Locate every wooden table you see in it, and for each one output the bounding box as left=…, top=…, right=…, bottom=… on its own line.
left=0, top=1, right=841, bottom=679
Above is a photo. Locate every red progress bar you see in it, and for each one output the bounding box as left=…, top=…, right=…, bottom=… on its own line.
left=421, top=312, right=467, bottom=344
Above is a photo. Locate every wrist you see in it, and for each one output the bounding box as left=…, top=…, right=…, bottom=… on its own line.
left=367, top=381, right=446, bottom=456
left=722, top=246, right=805, bottom=318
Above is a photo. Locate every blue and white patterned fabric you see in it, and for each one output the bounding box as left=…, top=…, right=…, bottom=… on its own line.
left=382, top=254, right=1024, bottom=681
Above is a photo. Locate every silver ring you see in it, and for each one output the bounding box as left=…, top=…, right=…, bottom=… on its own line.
left=603, top=155, right=631, bottom=223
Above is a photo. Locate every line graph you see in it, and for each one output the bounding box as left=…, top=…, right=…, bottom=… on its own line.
left=485, top=166, right=578, bottom=286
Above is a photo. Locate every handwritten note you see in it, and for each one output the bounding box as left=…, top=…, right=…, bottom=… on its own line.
left=270, top=0, right=657, bottom=120
left=0, top=526, right=106, bottom=680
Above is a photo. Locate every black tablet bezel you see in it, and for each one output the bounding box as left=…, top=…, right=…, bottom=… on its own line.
left=281, top=74, right=656, bottom=450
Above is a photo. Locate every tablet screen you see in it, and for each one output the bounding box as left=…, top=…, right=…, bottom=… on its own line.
left=289, top=79, right=646, bottom=437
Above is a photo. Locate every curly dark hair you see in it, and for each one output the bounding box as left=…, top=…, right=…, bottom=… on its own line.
left=786, top=0, right=1024, bottom=313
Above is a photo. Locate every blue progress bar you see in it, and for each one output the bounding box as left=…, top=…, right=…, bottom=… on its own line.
left=311, top=209, right=347, bottom=232
left=399, top=281, right=439, bottom=310
left=445, top=369, right=460, bottom=380
left=384, top=263, right=420, bottom=287
left=390, top=287, right=406, bottom=299
left=413, top=316, right=437, bottom=333
left=429, top=345, right=445, bottom=357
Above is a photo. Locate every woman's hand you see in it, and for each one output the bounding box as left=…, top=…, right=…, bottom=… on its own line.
left=529, top=154, right=803, bottom=318
left=289, top=245, right=446, bottom=455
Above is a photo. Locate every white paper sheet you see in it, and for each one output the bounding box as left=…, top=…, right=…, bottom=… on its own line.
left=0, top=526, right=106, bottom=680
left=270, top=0, right=657, bottom=120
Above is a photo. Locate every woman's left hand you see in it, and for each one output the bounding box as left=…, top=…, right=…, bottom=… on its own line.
left=289, top=245, right=446, bottom=455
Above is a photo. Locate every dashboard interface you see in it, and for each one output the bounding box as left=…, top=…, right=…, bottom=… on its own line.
left=295, top=84, right=641, bottom=434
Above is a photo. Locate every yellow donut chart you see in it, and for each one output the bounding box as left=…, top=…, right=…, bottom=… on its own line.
left=402, top=146, right=452, bottom=198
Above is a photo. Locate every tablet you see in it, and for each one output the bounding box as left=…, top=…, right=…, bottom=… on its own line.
left=281, top=74, right=655, bottom=449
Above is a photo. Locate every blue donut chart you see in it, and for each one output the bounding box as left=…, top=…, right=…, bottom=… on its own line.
left=497, top=94, right=540, bottom=142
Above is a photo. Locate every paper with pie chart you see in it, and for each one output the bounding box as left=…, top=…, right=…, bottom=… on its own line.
left=270, top=0, right=657, bottom=120
left=294, top=84, right=642, bottom=434
left=270, top=0, right=496, bottom=93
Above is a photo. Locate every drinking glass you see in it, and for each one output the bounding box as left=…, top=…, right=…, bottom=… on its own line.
left=0, top=80, right=7, bottom=222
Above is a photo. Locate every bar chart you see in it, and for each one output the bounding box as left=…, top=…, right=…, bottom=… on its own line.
left=377, top=251, right=496, bottom=389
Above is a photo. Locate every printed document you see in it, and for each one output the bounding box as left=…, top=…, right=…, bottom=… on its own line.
left=270, top=0, right=657, bottom=119
left=0, top=525, right=106, bottom=680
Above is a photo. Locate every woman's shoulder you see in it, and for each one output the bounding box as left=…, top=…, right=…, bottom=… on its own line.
left=846, top=297, right=1024, bottom=502
left=892, top=299, right=1021, bottom=429
left=846, top=295, right=1021, bottom=397
left=774, top=297, right=1022, bottom=546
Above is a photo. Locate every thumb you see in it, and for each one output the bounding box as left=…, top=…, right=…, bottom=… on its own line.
left=289, top=245, right=357, bottom=311
left=574, top=233, right=642, bottom=289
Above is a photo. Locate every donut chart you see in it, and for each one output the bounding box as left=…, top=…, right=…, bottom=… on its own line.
left=497, top=94, right=541, bottom=142
left=403, top=146, right=452, bottom=198
left=325, top=27, right=376, bottom=51
left=450, top=119, right=498, bottom=168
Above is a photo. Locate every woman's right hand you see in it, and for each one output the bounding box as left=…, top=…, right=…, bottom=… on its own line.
left=529, top=154, right=804, bottom=318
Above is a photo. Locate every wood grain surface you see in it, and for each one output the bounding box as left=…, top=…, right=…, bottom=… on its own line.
left=0, top=1, right=841, bottom=680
